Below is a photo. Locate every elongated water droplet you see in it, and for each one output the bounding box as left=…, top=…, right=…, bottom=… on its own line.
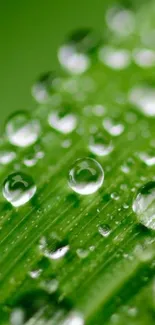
left=48, top=104, right=77, bottom=134
left=32, top=72, right=59, bottom=103
left=89, top=132, right=113, bottom=156
left=6, top=112, right=41, bottom=147
left=3, top=172, right=36, bottom=207
left=58, top=29, right=100, bottom=74
left=98, top=46, right=130, bottom=70
left=68, top=157, right=104, bottom=195
left=103, top=117, right=124, bottom=136
left=0, top=151, right=16, bottom=165
left=132, top=181, right=155, bottom=230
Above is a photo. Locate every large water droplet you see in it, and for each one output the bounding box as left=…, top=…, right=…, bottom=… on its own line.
left=32, top=72, right=59, bottom=103
left=68, top=157, right=104, bottom=195
left=98, top=46, right=131, bottom=70
left=6, top=112, right=41, bottom=147
left=58, top=29, right=100, bottom=74
left=48, top=104, right=77, bottom=134
left=132, top=181, right=155, bottom=230
left=88, top=132, right=113, bottom=157
left=103, top=117, right=124, bottom=136
left=3, top=172, right=36, bottom=207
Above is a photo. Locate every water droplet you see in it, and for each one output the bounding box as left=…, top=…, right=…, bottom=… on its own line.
left=132, top=181, right=155, bottom=230
left=129, top=85, right=155, bottom=116
left=88, top=132, right=113, bottom=157
left=98, top=224, right=111, bottom=237
left=63, top=311, right=84, bottom=325
left=68, top=157, right=104, bottom=195
left=48, top=104, right=77, bottom=134
left=98, top=46, right=131, bottom=70
left=103, top=117, right=124, bottom=136
left=28, top=269, right=42, bottom=279
left=0, top=151, right=16, bottom=165
left=58, top=29, right=100, bottom=74
left=106, top=7, right=135, bottom=38
left=92, top=104, right=105, bottom=116
left=111, top=192, right=120, bottom=201
left=40, top=278, right=59, bottom=294
left=6, top=112, right=41, bottom=147
left=133, top=48, right=155, bottom=68
left=76, top=248, right=89, bottom=259
left=10, top=307, right=25, bottom=325
left=138, top=150, right=155, bottom=166
left=3, top=172, right=36, bottom=207
left=32, top=72, right=60, bottom=103
left=39, top=236, right=69, bottom=260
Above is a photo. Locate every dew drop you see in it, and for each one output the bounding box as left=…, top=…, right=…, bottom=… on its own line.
left=40, top=278, right=59, bottom=294
left=48, top=104, right=77, bottom=134
left=98, top=46, right=130, bottom=70
left=28, top=269, right=42, bottom=279
left=39, top=236, right=69, bottom=260
left=3, top=172, right=36, bottom=207
left=98, top=224, right=111, bottom=237
left=68, top=157, right=104, bottom=195
left=76, top=248, right=89, bottom=259
left=106, top=7, right=135, bottom=38
left=58, top=29, right=100, bottom=74
left=129, top=85, right=155, bottom=117
left=63, top=311, right=84, bottom=325
left=6, top=112, right=41, bottom=147
left=138, top=150, right=155, bottom=166
left=0, top=151, right=16, bottom=165
left=133, top=48, right=155, bottom=68
left=88, top=132, right=113, bottom=157
left=103, top=117, right=124, bottom=136
left=32, top=72, right=59, bottom=103
left=132, top=181, right=155, bottom=230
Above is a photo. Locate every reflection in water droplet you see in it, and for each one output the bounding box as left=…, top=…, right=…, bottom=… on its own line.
left=0, top=151, right=16, bottom=165
left=103, top=118, right=124, bottom=136
left=68, top=157, right=104, bottom=195
left=32, top=72, right=59, bottom=103
left=132, top=181, right=155, bottom=230
left=98, top=46, right=130, bottom=70
left=98, top=224, right=111, bottom=237
left=89, top=132, right=113, bottom=156
left=6, top=112, right=41, bottom=147
left=48, top=105, right=77, bottom=134
left=133, top=48, right=155, bottom=68
left=106, top=7, right=135, bottom=38
left=58, top=29, right=100, bottom=74
left=3, top=172, right=36, bottom=207
left=129, top=85, right=155, bottom=116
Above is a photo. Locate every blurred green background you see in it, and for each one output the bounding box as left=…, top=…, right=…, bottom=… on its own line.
left=0, top=0, right=112, bottom=129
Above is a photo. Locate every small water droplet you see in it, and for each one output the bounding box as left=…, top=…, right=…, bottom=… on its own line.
left=0, top=150, right=16, bottom=165
left=28, top=268, right=42, bottom=279
left=32, top=72, right=60, bottom=103
left=63, top=312, right=84, bottom=325
left=6, top=112, right=41, bottom=147
left=76, top=248, right=89, bottom=259
left=40, top=278, right=59, bottom=294
left=138, top=150, right=155, bottom=166
left=98, top=224, right=111, bottom=237
left=133, top=48, right=155, bottom=68
left=106, top=7, right=135, bottom=38
left=111, top=192, right=120, bottom=201
left=68, top=157, right=104, bottom=195
left=58, top=29, right=100, bottom=74
left=98, top=46, right=131, bottom=70
left=48, top=104, right=77, bottom=134
left=132, top=181, right=155, bottom=230
left=3, top=172, right=36, bottom=207
left=88, top=132, right=113, bottom=157
left=129, top=85, right=155, bottom=117
left=103, top=117, right=124, bottom=136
